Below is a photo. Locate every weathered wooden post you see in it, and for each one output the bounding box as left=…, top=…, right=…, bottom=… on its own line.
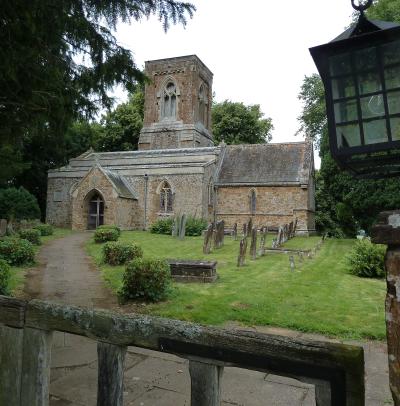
left=237, top=237, right=247, bottom=267
left=250, top=227, right=257, bottom=260
left=232, top=223, right=237, bottom=240
left=203, top=224, right=213, bottom=254
left=189, top=360, right=224, bottom=406
left=372, top=211, right=400, bottom=405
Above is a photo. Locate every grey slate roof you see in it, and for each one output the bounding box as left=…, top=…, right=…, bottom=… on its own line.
left=215, top=142, right=313, bottom=186
left=102, top=168, right=138, bottom=200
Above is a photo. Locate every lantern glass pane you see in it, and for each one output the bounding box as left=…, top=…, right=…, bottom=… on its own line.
left=361, top=95, right=385, bottom=118
left=363, top=119, right=388, bottom=144
left=358, top=72, right=382, bottom=95
left=334, top=99, right=358, bottom=123
left=332, top=76, right=355, bottom=99
left=355, top=47, right=377, bottom=71
left=336, top=124, right=361, bottom=148
left=384, top=66, right=400, bottom=90
left=390, top=117, right=400, bottom=140
left=387, top=91, right=400, bottom=115
left=383, top=40, right=400, bottom=65
left=329, top=53, right=351, bottom=76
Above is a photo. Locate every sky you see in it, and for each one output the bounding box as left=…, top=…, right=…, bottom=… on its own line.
left=114, top=0, right=358, bottom=168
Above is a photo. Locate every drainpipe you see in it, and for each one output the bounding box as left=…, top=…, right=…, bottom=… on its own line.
left=143, top=174, right=148, bottom=230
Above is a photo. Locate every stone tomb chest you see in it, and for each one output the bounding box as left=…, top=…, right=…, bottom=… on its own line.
left=167, top=260, right=218, bottom=283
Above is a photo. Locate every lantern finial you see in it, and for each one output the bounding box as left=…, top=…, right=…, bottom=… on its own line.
left=351, top=0, right=373, bottom=13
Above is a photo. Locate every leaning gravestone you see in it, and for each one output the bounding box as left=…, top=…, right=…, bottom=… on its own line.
left=247, top=218, right=253, bottom=236
left=288, top=222, right=294, bottom=240
left=250, top=227, right=257, bottom=260
left=237, top=237, right=248, bottom=267
left=0, top=219, right=7, bottom=237
left=178, top=214, right=187, bottom=240
left=259, top=226, right=267, bottom=256
left=243, top=223, right=248, bottom=238
left=277, top=226, right=284, bottom=247
left=292, top=218, right=298, bottom=238
left=203, top=224, right=214, bottom=254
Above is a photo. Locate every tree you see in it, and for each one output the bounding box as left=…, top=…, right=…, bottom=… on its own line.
left=94, top=85, right=145, bottom=151
left=297, top=0, right=400, bottom=236
left=0, top=0, right=195, bottom=182
left=211, top=101, right=273, bottom=145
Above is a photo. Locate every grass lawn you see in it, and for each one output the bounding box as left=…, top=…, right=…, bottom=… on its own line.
left=8, top=227, right=73, bottom=294
left=87, top=231, right=387, bottom=340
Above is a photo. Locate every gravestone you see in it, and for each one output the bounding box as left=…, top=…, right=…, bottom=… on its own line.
left=0, top=219, right=7, bottom=237
left=243, top=223, right=247, bottom=238
left=293, top=218, right=298, bottom=237
left=288, top=222, right=294, bottom=239
left=203, top=224, right=214, bottom=254
left=168, top=260, right=218, bottom=283
left=172, top=217, right=178, bottom=237
left=250, top=227, right=257, bottom=260
left=178, top=214, right=187, bottom=240
left=214, top=220, right=224, bottom=249
left=298, top=252, right=304, bottom=262
left=247, top=218, right=253, bottom=236
left=259, top=226, right=267, bottom=256
left=232, top=223, right=238, bottom=241
left=277, top=226, right=284, bottom=247
left=289, top=255, right=295, bottom=272
left=237, top=237, right=247, bottom=267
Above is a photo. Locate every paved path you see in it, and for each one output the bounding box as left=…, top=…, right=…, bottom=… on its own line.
left=22, top=231, right=118, bottom=308
left=21, top=232, right=393, bottom=405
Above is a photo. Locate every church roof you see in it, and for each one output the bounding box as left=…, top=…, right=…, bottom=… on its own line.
left=102, top=168, right=138, bottom=199
left=215, top=142, right=313, bottom=186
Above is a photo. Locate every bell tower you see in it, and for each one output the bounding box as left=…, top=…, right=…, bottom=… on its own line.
left=138, top=55, right=214, bottom=150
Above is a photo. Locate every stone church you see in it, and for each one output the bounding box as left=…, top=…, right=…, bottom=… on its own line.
left=46, top=55, right=316, bottom=234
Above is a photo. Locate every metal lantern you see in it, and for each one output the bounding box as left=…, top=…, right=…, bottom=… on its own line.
left=310, top=0, right=400, bottom=178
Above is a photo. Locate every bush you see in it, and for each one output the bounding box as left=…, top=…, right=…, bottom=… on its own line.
left=185, top=217, right=208, bottom=236
left=119, top=258, right=171, bottom=302
left=34, top=223, right=54, bottom=236
left=97, top=225, right=121, bottom=237
left=0, top=237, right=35, bottom=266
left=150, top=217, right=174, bottom=235
left=103, top=242, right=143, bottom=265
left=0, top=187, right=41, bottom=221
left=19, top=229, right=41, bottom=245
left=94, top=228, right=119, bottom=243
left=346, top=239, right=386, bottom=278
left=0, top=259, right=11, bottom=295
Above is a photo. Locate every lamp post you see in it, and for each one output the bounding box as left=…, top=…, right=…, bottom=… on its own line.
left=310, top=1, right=400, bottom=404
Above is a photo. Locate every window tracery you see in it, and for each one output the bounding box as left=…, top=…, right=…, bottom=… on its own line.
left=160, top=181, right=173, bottom=213
left=162, top=81, right=177, bottom=119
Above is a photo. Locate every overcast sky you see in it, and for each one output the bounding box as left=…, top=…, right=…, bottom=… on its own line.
left=114, top=0, right=357, bottom=167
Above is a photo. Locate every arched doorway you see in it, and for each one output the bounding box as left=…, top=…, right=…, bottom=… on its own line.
left=87, top=191, right=104, bottom=229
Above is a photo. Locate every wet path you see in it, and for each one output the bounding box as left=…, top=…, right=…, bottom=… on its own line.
left=22, top=232, right=118, bottom=309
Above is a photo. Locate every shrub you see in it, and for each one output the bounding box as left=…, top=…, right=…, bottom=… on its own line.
left=34, top=223, right=54, bottom=236
left=94, top=228, right=119, bottom=243
left=0, top=259, right=11, bottom=295
left=150, top=217, right=174, bottom=235
left=103, top=242, right=143, bottom=265
left=0, top=187, right=41, bottom=221
left=119, top=258, right=171, bottom=302
left=346, top=239, right=386, bottom=278
left=19, top=229, right=41, bottom=245
left=185, top=217, right=208, bottom=236
left=97, top=225, right=121, bottom=237
left=0, top=237, right=35, bottom=266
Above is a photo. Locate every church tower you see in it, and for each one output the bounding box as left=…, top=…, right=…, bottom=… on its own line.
left=138, top=55, right=214, bottom=150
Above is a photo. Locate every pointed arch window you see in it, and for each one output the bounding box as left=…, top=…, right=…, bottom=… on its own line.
left=249, top=189, right=256, bottom=215
left=160, top=181, right=173, bottom=213
left=162, top=81, right=177, bottom=119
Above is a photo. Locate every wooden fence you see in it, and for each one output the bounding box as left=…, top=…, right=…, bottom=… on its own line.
left=0, top=296, right=365, bottom=406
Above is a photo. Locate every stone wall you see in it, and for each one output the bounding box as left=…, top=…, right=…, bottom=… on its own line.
left=70, top=167, right=138, bottom=230
left=46, top=177, right=80, bottom=228
left=215, top=185, right=315, bottom=234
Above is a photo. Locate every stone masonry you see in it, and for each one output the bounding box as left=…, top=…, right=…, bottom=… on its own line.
left=46, top=55, right=316, bottom=234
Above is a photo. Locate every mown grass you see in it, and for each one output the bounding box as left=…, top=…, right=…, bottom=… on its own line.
left=86, top=231, right=387, bottom=340
left=8, top=227, right=73, bottom=294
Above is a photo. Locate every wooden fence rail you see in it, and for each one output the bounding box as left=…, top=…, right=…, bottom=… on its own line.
left=0, top=296, right=365, bottom=406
